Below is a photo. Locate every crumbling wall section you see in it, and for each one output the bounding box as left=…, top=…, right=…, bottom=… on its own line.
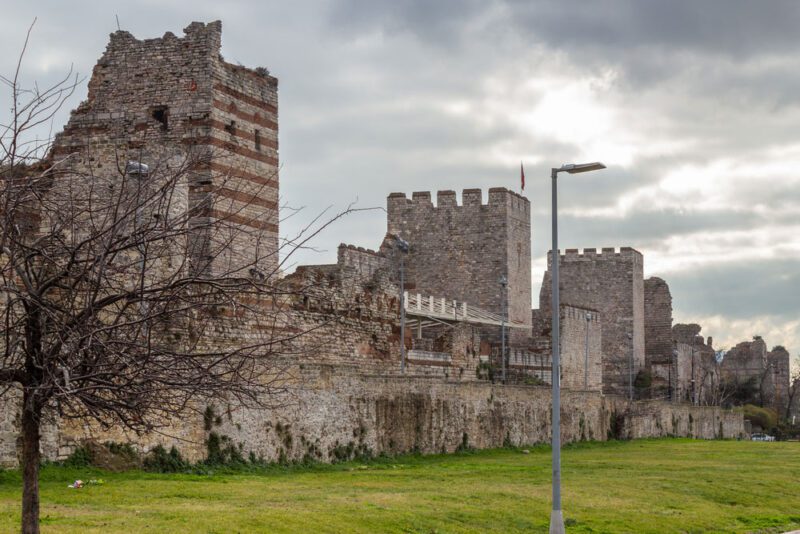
left=644, top=277, right=673, bottom=371
left=50, top=21, right=279, bottom=277
left=767, top=346, right=791, bottom=415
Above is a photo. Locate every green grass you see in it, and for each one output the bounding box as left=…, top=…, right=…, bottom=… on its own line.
left=1, top=438, right=798, bottom=533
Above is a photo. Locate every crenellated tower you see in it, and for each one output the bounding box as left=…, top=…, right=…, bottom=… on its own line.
left=387, top=187, right=532, bottom=341
left=539, top=247, right=645, bottom=396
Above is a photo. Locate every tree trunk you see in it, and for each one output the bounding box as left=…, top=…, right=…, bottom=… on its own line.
left=20, top=392, right=41, bottom=534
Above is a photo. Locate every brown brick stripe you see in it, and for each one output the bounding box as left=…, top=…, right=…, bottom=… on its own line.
left=212, top=187, right=278, bottom=210
left=185, top=137, right=278, bottom=166
left=214, top=83, right=278, bottom=114
left=205, top=120, right=278, bottom=150
left=209, top=162, right=278, bottom=190
left=213, top=100, right=278, bottom=130
left=210, top=209, right=278, bottom=232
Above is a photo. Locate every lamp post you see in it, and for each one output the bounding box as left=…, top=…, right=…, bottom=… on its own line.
left=396, top=236, right=410, bottom=373
left=550, top=161, right=605, bottom=534
left=628, top=332, right=634, bottom=401
left=584, top=312, right=591, bottom=390
left=500, top=275, right=508, bottom=384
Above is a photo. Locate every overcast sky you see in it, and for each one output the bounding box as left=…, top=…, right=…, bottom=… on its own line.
left=3, top=1, right=799, bottom=360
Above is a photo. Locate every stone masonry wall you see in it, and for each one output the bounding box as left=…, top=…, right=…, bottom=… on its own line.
left=387, top=188, right=531, bottom=342
left=644, top=277, right=673, bottom=369
left=767, top=347, right=791, bottom=416
left=51, top=21, right=279, bottom=277
left=559, top=305, right=602, bottom=391
left=721, top=339, right=767, bottom=385
left=0, top=367, right=745, bottom=467
left=540, top=247, right=645, bottom=396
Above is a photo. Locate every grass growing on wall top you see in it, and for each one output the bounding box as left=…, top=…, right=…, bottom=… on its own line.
left=1, top=438, right=798, bottom=533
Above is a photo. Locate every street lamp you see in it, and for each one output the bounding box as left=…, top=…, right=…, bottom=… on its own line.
left=396, top=236, right=410, bottom=373
left=500, top=275, right=508, bottom=384
left=584, top=312, right=592, bottom=390
left=628, top=332, right=634, bottom=401
left=549, top=161, right=605, bottom=534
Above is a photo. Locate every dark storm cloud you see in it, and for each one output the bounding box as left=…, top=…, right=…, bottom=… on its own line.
left=332, top=0, right=800, bottom=58
left=668, top=258, right=800, bottom=320
left=1, top=0, right=798, bottom=356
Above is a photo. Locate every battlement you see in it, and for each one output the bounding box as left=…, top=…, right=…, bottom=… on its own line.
left=561, top=304, right=601, bottom=323
left=388, top=188, right=529, bottom=215
left=547, top=247, right=643, bottom=266
left=106, top=21, right=222, bottom=61
left=337, top=243, right=384, bottom=258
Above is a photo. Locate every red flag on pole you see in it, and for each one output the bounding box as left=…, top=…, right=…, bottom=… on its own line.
left=520, top=162, right=525, bottom=191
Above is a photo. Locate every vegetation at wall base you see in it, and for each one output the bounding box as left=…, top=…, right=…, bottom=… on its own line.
left=2, top=438, right=799, bottom=533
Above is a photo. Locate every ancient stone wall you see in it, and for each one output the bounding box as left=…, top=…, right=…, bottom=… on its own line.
left=51, top=21, right=279, bottom=277
left=539, top=247, right=645, bottom=396
left=606, top=396, right=745, bottom=440
left=558, top=305, right=602, bottom=391
left=644, top=277, right=673, bottom=371
left=721, top=339, right=767, bottom=386
left=0, top=367, right=745, bottom=467
left=672, top=342, right=720, bottom=405
left=767, top=347, right=791, bottom=415
left=387, top=188, right=531, bottom=342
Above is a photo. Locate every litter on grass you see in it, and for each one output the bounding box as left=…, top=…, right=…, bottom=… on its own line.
left=68, top=479, right=105, bottom=489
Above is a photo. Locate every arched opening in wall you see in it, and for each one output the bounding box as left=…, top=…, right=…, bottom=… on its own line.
left=225, top=120, right=237, bottom=136
left=254, top=129, right=261, bottom=151
left=150, top=105, right=169, bottom=130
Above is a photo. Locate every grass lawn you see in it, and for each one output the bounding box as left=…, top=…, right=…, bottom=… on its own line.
left=0, top=438, right=798, bottom=533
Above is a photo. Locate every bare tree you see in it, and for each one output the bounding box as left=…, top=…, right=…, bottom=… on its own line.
left=0, top=24, right=353, bottom=534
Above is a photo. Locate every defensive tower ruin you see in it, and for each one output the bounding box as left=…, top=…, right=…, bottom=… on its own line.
left=51, top=21, right=279, bottom=275
left=387, top=188, right=532, bottom=341
left=539, top=247, right=645, bottom=396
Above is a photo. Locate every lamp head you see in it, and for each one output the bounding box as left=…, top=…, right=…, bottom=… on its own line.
left=559, top=162, right=606, bottom=174
left=395, top=236, right=410, bottom=253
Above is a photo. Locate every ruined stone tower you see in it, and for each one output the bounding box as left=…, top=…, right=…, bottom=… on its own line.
left=644, top=277, right=674, bottom=394
left=540, top=248, right=645, bottom=396
left=50, top=21, right=279, bottom=274
left=387, top=188, right=532, bottom=341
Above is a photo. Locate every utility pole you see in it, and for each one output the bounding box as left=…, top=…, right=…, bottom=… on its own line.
left=396, top=237, right=410, bottom=373
left=500, top=275, right=508, bottom=384
left=628, top=332, right=634, bottom=401
left=584, top=312, right=591, bottom=389
left=691, top=338, right=696, bottom=405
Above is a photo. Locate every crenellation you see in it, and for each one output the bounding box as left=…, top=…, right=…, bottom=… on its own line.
left=437, top=190, right=457, bottom=206
left=412, top=191, right=432, bottom=204
left=461, top=188, right=482, bottom=206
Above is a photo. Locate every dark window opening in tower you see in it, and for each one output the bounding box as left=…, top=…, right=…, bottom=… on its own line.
left=151, top=106, right=169, bottom=130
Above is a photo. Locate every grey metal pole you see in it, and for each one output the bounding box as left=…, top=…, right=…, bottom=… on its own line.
left=584, top=313, right=591, bottom=389
left=691, top=339, right=695, bottom=405
left=628, top=332, right=634, bottom=401
left=549, top=168, right=565, bottom=534
left=400, top=255, right=406, bottom=373
left=501, top=275, right=507, bottom=384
